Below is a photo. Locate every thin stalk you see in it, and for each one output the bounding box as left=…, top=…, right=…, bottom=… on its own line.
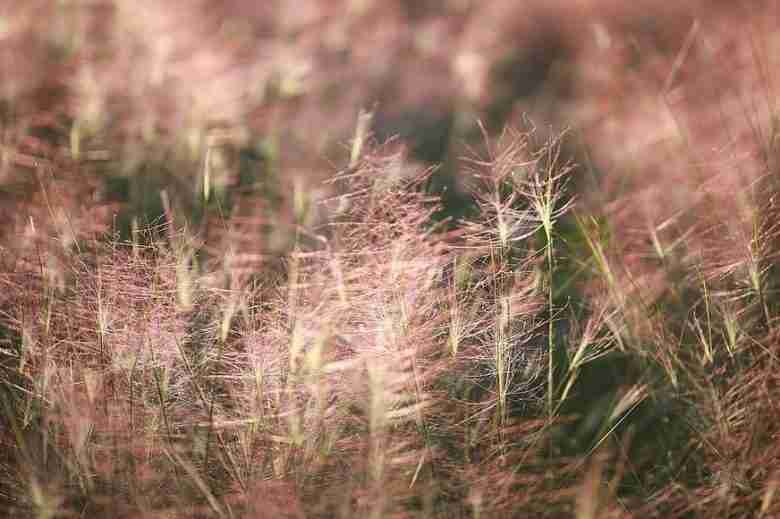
left=546, top=233, right=555, bottom=418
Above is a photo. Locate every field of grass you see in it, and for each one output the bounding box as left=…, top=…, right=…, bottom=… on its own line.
left=1, top=1, right=780, bottom=518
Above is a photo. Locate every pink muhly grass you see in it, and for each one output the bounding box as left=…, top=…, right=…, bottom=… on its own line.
left=457, top=125, right=573, bottom=421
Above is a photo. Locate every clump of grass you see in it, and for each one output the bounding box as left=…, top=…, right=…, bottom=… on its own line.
left=0, top=126, right=588, bottom=518
left=4, top=2, right=780, bottom=518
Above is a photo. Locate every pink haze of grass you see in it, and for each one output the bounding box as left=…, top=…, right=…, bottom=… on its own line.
left=1, top=1, right=780, bottom=518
